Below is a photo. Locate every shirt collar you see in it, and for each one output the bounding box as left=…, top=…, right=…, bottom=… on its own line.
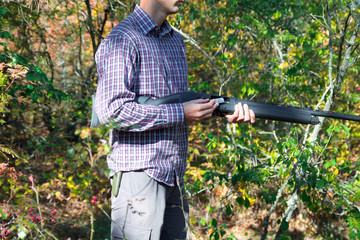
left=133, top=4, right=173, bottom=37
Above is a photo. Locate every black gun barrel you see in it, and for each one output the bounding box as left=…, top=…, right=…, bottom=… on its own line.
left=135, top=92, right=360, bottom=125
left=309, top=110, right=360, bottom=122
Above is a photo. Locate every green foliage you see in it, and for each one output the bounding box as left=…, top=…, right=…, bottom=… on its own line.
left=181, top=0, right=360, bottom=238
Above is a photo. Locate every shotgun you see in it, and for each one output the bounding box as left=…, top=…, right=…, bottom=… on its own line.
left=90, top=92, right=360, bottom=127
left=135, top=92, right=360, bottom=124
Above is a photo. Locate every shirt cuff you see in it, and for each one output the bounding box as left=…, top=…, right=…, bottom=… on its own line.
left=164, top=103, right=185, bottom=126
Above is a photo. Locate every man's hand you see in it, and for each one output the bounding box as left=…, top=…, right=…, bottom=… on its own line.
left=225, top=102, right=255, bottom=124
left=182, top=99, right=219, bottom=123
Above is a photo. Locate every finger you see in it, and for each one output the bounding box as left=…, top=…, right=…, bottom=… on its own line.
left=227, top=102, right=239, bottom=123
left=201, top=101, right=219, bottom=117
left=243, top=104, right=250, bottom=122
left=185, top=99, right=213, bottom=114
left=250, top=109, right=255, bottom=124
left=236, top=102, right=245, bottom=122
left=204, top=112, right=215, bottom=119
left=191, top=98, right=210, bottom=104
left=199, top=99, right=218, bottom=111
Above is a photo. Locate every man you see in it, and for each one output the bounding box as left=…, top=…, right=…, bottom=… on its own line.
left=94, top=0, right=255, bottom=239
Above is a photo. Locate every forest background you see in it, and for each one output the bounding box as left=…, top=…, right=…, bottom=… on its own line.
left=1, top=0, right=360, bottom=239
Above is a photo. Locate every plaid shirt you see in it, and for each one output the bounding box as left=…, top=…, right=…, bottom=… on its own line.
left=94, top=5, right=188, bottom=186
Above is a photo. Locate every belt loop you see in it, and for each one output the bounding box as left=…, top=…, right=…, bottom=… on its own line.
left=112, top=171, right=122, bottom=197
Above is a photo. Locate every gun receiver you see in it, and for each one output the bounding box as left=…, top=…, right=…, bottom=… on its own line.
left=135, top=92, right=360, bottom=125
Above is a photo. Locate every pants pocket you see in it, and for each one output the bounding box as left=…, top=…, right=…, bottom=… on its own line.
left=111, top=223, right=151, bottom=240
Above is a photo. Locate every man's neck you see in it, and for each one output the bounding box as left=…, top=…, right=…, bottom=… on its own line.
left=139, top=3, right=168, bottom=26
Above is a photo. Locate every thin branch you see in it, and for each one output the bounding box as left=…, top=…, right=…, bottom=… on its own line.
left=258, top=130, right=279, bottom=143
left=336, top=10, right=351, bottom=76
left=218, top=65, right=245, bottom=95
left=348, top=54, right=360, bottom=68
left=308, top=0, right=336, bottom=144
left=310, top=14, right=330, bottom=30
left=336, top=18, right=360, bottom=89
left=273, top=39, right=284, bottom=63
left=260, top=174, right=292, bottom=240
left=84, top=0, right=97, bottom=58
left=171, top=26, right=223, bottom=83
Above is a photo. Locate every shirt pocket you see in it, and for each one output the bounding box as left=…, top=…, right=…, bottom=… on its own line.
left=167, top=50, right=188, bottom=93
left=137, top=52, right=170, bottom=96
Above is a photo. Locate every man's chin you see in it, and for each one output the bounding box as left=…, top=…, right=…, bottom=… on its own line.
left=168, top=7, right=180, bottom=15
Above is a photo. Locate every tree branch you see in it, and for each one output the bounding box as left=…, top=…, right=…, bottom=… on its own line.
left=84, top=0, right=97, bottom=58
left=171, top=26, right=223, bottom=83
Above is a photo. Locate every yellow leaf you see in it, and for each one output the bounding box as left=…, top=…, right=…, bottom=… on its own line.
left=55, top=191, right=62, bottom=200
left=279, top=62, right=289, bottom=70
left=190, top=216, right=196, bottom=225
left=248, top=197, right=256, bottom=206
left=334, top=168, right=339, bottom=176
left=80, top=128, right=92, bottom=139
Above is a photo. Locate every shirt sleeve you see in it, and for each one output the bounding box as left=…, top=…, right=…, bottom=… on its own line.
left=94, top=35, right=185, bottom=131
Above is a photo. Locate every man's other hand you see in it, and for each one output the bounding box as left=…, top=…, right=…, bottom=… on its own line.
left=182, top=99, right=219, bottom=123
left=225, top=102, right=255, bottom=124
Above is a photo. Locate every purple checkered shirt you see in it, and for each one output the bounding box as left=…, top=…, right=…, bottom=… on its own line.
left=94, top=5, right=188, bottom=186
